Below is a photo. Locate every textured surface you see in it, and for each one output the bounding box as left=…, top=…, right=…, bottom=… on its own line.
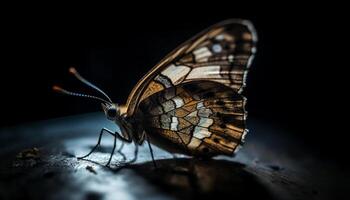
left=0, top=113, right=345, bottom=200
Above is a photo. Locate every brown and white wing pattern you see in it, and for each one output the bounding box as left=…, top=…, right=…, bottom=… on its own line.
left=138, top=20, right=256, bottom=104
left=139, top=81, right=247, bottom=156
left=124, top=19, right=257, bottom=116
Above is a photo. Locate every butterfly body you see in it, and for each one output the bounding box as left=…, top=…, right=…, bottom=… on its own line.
left=54, top=19, right=257, bottom=165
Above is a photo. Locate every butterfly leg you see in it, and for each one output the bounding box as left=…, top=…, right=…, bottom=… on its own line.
left=109, top=131, right=137, bottom=169
left=112, top=142, right=138, bottom=170
left=129, top=142, right=139, bottom=163
left=77, top=128, right=116, bottom=159
left=116, top=141, right=127, bottom=161
left=146, top=134, right=157, bottom=169
left=105, top=133, right=117, bottom=166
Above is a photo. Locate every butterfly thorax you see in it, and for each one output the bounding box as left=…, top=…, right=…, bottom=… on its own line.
left=118, top=110, right=146, bottom=144
left=119, top=104, right=128, bottom=116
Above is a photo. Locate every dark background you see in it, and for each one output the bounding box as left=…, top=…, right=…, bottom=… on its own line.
left=1, top=7, right=345, bottom=164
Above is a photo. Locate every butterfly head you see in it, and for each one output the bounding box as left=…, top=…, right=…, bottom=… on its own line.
left=101, top=103, right=120, bottom=121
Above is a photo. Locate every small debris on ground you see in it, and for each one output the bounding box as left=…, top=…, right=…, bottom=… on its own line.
left=86, top=165, right=97, bottom=174
left=16, top=147, right=40, bottom=159
left=13, top=147, right=41, bottom=168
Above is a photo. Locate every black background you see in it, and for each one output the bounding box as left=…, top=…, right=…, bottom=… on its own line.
left=1, top=6, right=346, bottom=164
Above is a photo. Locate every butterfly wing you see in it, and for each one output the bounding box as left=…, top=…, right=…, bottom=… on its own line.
left=124, top=19, right=257, bottom=116
left=139, top=81, right=247, bottom=156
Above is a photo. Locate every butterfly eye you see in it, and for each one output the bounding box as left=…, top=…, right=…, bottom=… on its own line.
left=107, top=108, right=117, bottom=118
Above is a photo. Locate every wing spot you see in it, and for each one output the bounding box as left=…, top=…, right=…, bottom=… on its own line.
left=215, top=34, right=224, bottom=40
left=212, top=44, right=222, bottom=53
left=214, top=138, right=219, bottom=143
left=220, top=124, right=226, bottom=129
left=228, top=55, right=234, bottom=62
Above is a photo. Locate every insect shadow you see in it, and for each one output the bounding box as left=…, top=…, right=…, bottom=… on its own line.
left=75, top=146, right=274, bottom=199
left=123, top=158, right=275, bottom=200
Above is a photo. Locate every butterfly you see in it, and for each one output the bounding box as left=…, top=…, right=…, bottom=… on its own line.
left=53, top=19, right=257, bottom=167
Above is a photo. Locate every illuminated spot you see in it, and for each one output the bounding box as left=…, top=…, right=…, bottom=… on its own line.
left=186, top=66, right=222, bottom=79
left=193, top=47, right=212, bottom=62
left=215, top=34, right=224, bottom=40
left=161, top=100, right=175, bottom=112
left=197, top=118, right=213, bottom=128
left=212, top=44, right=222, bottom=53
left=187, top=110, right=198, bottom=117
left=193, top=126, right=211, bottom=139
left=172, top=96, right=184, bottom=108
left=228, top=55, right=234, bottom=62
left=170, top=117, right=178, bottom=131
left=188, top=137, right=201, bottom=148
left=161, top=64, right=191, bottom=84
left=198, top=108, right=212, bottom=117
left=196, top=102, right=204, bottom=109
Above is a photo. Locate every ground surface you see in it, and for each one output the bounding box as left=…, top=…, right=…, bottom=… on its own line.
left=0, top=113, right=345, bottom=200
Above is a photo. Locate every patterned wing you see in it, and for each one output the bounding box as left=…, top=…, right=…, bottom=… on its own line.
left=124, top=19, right=257, bottom=116
left=139, top=81, right=247, bottom=156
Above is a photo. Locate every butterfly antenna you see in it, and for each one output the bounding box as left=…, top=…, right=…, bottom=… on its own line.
left=68, top=67, right=112, bottom=103
left=53, top=85, right=111, bottom=104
